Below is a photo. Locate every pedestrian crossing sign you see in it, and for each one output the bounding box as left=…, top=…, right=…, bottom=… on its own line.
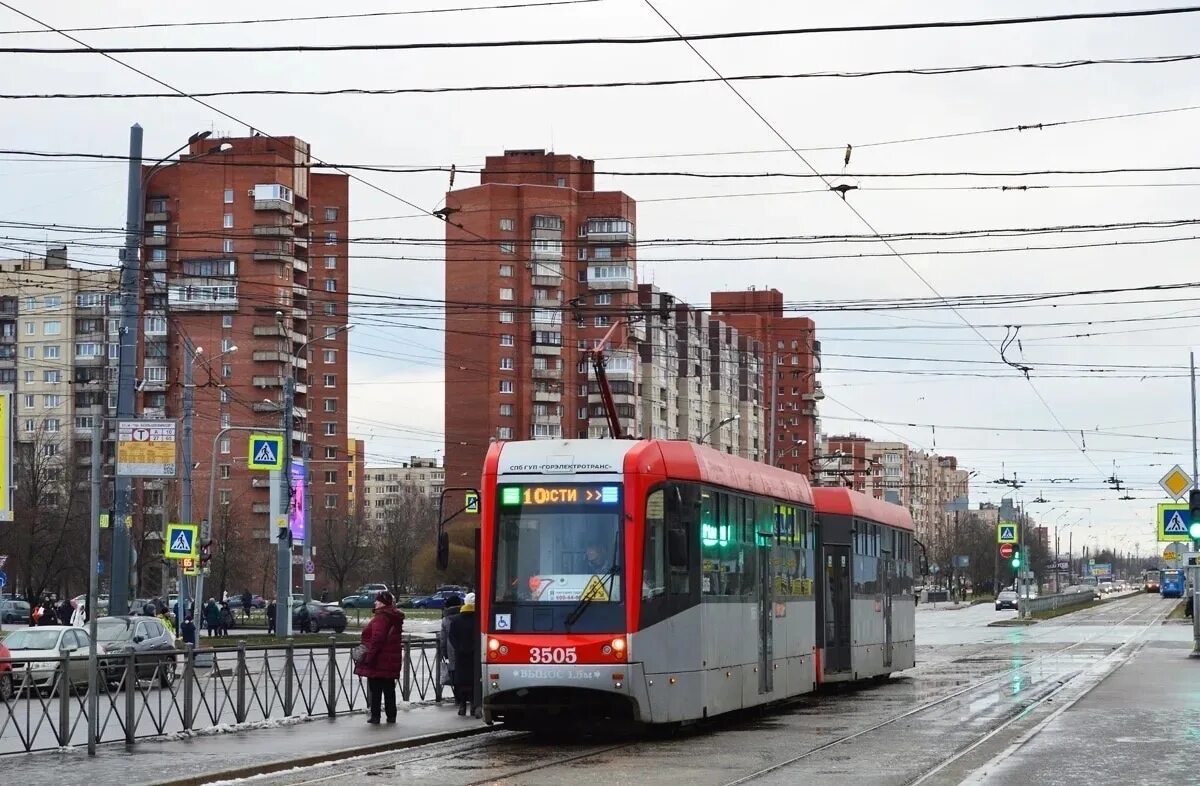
left=997, top=522, right=1018, bottom=544
left=247, top=434, right=284, bottom=471
left=1157, top=503, right=1192, bottom=542
left=163, top=522, right=199, bottom=560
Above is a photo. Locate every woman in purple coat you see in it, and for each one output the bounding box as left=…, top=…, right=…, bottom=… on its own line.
left=354, top=591, right=405, bottom=724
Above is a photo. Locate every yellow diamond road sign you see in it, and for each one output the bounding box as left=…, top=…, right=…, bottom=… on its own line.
left=1159, top=464, right=1192, bottom=500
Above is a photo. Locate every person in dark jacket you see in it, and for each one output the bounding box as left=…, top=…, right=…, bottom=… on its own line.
left=203, top=599, right=220, bottom=637
left=241, top=590, right=253, bottom=620
left=181, top=615, right=198, bottom=648
left=218, top=602, right=234, bottom=636
left=39, top=601, right=57, bottom=626
left=447, top=594, right=478, bottom=717
left=353, top=591, right=405, bottom=724
left=57, top=599, right=73, bottom=625
left=266, top=599, right=277, bottom=635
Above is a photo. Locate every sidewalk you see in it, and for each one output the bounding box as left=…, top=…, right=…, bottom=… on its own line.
left=4, top=701, right=490, bottom=786
left=969, top=640, right=1199, bottom=784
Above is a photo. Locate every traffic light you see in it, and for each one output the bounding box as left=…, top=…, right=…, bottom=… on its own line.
left=1190, top=490, right=1200, bottom=540
left=199, top=542, right=212, bottom=565
left=1011, top=549, right=1022, bottom=570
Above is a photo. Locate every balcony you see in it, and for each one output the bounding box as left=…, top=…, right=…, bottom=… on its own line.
left=253, top=350, right=288, bottom=363
left=252, top=503, right=271, bottom=514
left=253, top=401, right=280, bottom=413
left=143, top=407, right=167, bottom=419
left=253, top=224, right=295, bottom=238
left=74, top=353, right=104, bottom=367
left=253, top=376, right=284, bottom=388
left=532, top=366, right=561, bottom=380
left=532, top=343, right=561, bottom=356
left=253, top=184, right=294, bottom=213
left=253, top=249, right=294, bottom=263
left=532, top=414, right=560, bottom=427
left=251, top=477, right=272, bottom=488
left=533, top=388, right=561, bottom=403
left=144, top=257, right=167, bottom=272
left=293, top=258, right=309, bottom=273
left=145, top=236, right=168, bottom=247
left=584, top=219, right=635, bottom=244
left=532, top=297, right=560, bottom=310
left=144, top=211, right=169, bottom=223
left=587, top=265, right=635, bottom=290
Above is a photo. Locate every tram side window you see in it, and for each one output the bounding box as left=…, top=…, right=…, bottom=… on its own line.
left=643, top=490, right=666, bottom=600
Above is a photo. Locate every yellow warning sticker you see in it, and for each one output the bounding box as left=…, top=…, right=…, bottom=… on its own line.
left=581, top=574, right=610, bottom=602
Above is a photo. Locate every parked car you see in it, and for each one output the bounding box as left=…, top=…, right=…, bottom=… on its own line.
left=226, top=594, right=266, bottom=610
left=0, top=626, right=92, bottom=693
left=0, top=639, right=13, bottom=700
left=1, top=599, right=31, bottom=625
left=292, top=601, right=347, bottom=634
left=95, top=616, right=177, bottom=687
left=410, top=590, right=466, bottom=610
left=995, top=590, right=1019, bottom=611
left=340, top=593, right=376, bottom=609
left=354, top=584, right=389, bottom=596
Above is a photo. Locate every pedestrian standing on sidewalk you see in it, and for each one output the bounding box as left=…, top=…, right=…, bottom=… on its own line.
left=241, top=589, right=253, bottom=621
left=219, top=602, right=234, bottom=637
left=439, top=594, right=463, bottom=702
left=266, top=599, right=277, bottom=635
left=181, top=615, right=198, bottom=649
left=448, top=593, right=479, bottom=717
left=203, top=598, right=220, bottom=637
left=354, top=591, right=405, bottom=725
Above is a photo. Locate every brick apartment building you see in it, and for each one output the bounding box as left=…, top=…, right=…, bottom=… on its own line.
left=711, top=288, right=821, bottom=476
left=143, top=133, right=350, bottom=592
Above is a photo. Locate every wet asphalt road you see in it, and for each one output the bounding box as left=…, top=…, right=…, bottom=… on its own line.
left=218, top=592, right=1184, bottom=786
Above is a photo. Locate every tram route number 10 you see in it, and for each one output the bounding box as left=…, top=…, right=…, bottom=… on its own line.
left=529, top=646, right=578, bottom=664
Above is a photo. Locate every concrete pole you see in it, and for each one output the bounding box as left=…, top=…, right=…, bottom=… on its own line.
left=112, top=123, right=144, bottom=616
left=767, top=351, right=777, bottom=466
left=86, top=414, right=101, bottom=756
left=178, top=344, right=193, bottom=634
left=1190, top=352, right=1199, bottom=651
left=276, top=313, right=294, bottom=638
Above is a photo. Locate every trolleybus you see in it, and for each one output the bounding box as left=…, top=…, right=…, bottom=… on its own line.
left=1160, top=568, right=1185, bottom=598
left=477, top=439, right=915, bottom=732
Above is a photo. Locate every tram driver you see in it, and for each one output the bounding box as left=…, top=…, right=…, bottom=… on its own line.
left=582, top=540, right=611, bottom=574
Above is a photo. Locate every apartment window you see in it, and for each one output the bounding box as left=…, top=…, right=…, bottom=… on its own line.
left=594, top=293, right=612, bottom=305
left=325, top=232, right=337, bottom=245
left=578, top=407, right=588, bottom=420
left=500, top=357, right=514, bottom=371
left=22, top=394, right=33, bottom=408
left=499, top=403, right=513, bottom=416
left=43, top=295, right=62, bottom=310
left=43, top=370, right=61, bottom=384
left=43, top=320, right=62, bottom=336
left=74, top=343, right=101, bottom=358
left=556, top=177, right=567, bottom=187
left=222, top=363, right=232, bottom=378
left=325, top=446, right=337, bottom=459
left=221, top=315, right=233, bottom=329
left=320, top=254, right=336, bottom=269
left=145, top=315, right=167, bottom=335
left=23, top=419, right=34, bottom=433
left=324, top=470, right=338, bottom=484
left=324, top=494, right=338, bottom=509
left=151, top=224, right=166, bottom=236
left=499, top=311, right=514, bottom=324
left=499, top=243, right=514, bottom=255
left=594, top=316, right=610, bottom=327
left=220, top=389, right=230, bottom=403
left=324, top=422, right=337, bottom=436
left=223, top=213, right=233, bottom=229
left=219, top=489, right=231, bottom=505
left=324, top=398, right=337, bottom=412
left=216, top=337, right=233, bottom=353
left=22, top=347, right=32, bottom=360
left=499, top=380, right=514, bottom=394
left=149, top=248, right=168, bottom=262
left=223, top=188, right=234, bottom=204
left=499, top=218, right=515, bottom=231
left=497, top=427, right=514, bottom=440
left=324, top=207, right=339, bottom=222
left=220, top=464, right=231, bottom=480
left=323, top=349, right=336, bottom=364
left=75, top=416, right=94, bottom=430
left=500, top=334, right=514, bottom=347
left=577, top=247, right=587, bottom=261
left=144, top=366, right=167, bottom=383
left=44, top=345, right=61, bottom=359
left=498, top=288, right=514, bottom=301
left=23, top=321, right=33, bottom=335
left=22, top=371, right=33, bottom=383
left=324, top=326, right=338, bottom=340
left=25, top=297, right=37, bottom=310
left=220, top=438, right=231, bottom=454
left=324, top=303, right=336, bottom=316
left=323, top=374, right=336, bottom=387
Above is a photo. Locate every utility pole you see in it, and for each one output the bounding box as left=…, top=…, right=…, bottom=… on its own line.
left=86, top=413, right=102, bottom=756
left=767, top=352, right=777, bottom=465
left=178, top=343, right=194, bottom=634
left=275, top=312, right=294, bottom=639
left=1189, top=352, right=1199, bottom=654
left=112, top=123, right=144, bottom=616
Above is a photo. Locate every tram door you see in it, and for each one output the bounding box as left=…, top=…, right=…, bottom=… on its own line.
left=823, top=545, right=852, bottom=673
left=880, top=557, right=894, bottom=669
left=758, top=545, right=773, bottom=694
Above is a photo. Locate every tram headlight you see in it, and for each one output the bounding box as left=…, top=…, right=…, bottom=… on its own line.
left=611, top=637, right=626, bottom=658
left=488, top=638, right=500, bottom=652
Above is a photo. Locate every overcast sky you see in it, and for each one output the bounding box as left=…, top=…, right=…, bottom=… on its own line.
left=2, top=0, right=1197, bottom=557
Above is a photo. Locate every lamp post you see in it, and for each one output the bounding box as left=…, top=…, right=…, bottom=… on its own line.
left=112, top=128, right=231, bottom=615
left=698, top=414, right=739, bottom=446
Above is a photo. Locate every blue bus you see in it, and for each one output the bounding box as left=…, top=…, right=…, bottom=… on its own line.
left=1161, top=569, right=1186, bottom=598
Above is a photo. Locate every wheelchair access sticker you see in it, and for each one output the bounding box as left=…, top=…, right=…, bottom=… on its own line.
left=495, top=613, right=511, bottom=631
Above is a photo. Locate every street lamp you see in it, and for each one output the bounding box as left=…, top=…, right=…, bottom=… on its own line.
left=698, top=414, right=739, bottom=445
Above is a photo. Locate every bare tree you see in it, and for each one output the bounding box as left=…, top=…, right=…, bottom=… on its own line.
left=0, top=425, right=89, bottom=601
left=375, top=485, right=437, bottom=594
left=320, top=512, right=374, bottom=599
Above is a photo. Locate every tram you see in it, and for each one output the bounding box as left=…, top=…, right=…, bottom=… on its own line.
left=1160, top=569, right=1185, bottom=598
left=477, top=439, right=916, bottom=731
left=1144, top=570, right=1161, bottom=593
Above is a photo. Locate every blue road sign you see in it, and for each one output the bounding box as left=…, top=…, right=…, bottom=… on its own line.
left=96, top=560, right=104, bottom=574
left=0, top=570, right=6, bottom=588
left=247, top=434, right=284, bottom=471
left=1157, top=503, right=1191, bottom=542
left=163, top=522, right=199, bottom=560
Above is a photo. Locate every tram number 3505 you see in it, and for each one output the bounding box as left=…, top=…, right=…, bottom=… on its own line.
left=529, top=646, right=578, bottom=664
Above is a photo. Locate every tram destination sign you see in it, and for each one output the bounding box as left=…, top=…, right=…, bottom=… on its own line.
left=499, top=484, right=620, bottom=507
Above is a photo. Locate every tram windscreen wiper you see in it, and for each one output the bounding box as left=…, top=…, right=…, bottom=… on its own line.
left=564, top=561, right=618, bottom=630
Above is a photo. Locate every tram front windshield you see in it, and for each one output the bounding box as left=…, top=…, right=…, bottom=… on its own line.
left=492, top=483, right=623, bottom=604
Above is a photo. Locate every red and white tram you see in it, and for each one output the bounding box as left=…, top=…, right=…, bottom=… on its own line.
left=478, top=438, right=915, bottom=731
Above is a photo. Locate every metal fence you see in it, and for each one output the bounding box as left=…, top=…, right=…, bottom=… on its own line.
left=0, top=636, right=443, bottom=755
left=1024, top=590, right=1094, bottom=615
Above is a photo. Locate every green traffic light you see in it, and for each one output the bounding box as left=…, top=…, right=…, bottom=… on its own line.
left=1190, top=521, right=1200, bottom=540
left=1011, top=551, right=1022, bottom=569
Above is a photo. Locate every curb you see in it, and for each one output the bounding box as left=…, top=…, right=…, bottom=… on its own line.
left=152, top=723, right=497, bottom=786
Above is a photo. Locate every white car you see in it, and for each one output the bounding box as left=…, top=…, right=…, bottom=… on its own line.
left=1, top=626, right=92, bottom=693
